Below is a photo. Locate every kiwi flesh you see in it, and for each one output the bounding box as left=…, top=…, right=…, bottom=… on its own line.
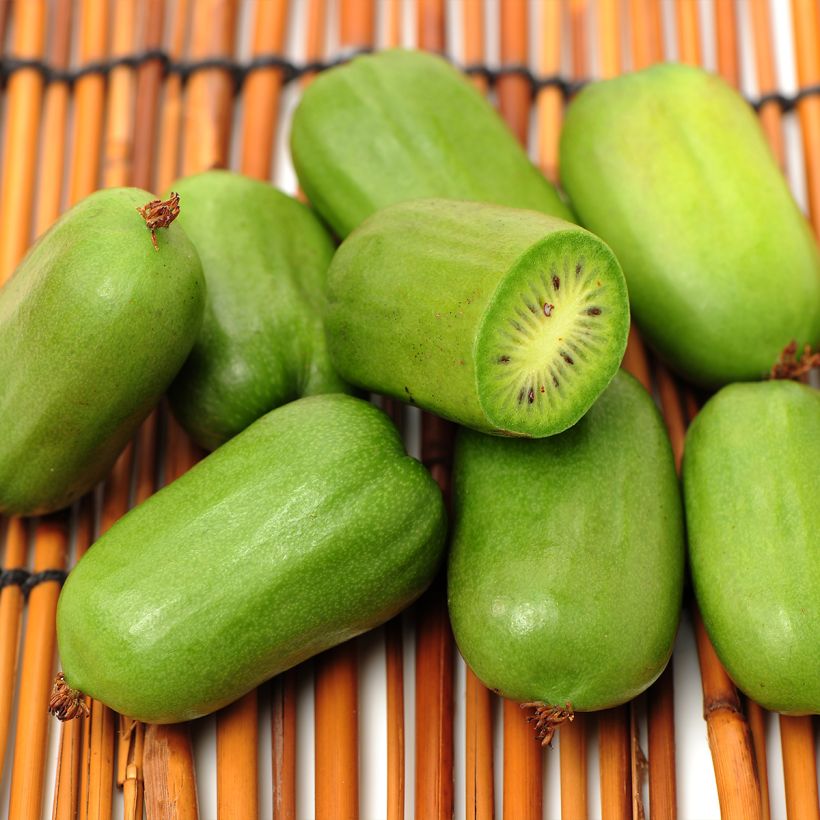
left=476, top=235, right=628, bottom=436
left=326, top=198, right=630, bottom=437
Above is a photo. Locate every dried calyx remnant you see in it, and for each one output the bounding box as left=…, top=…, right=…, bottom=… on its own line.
left=770, top=340, right=820, bottom=381
left=137, top=192, right=181, bottom=252
left=521, top=701, right=574, bottom=747
left=48, top=672, right=89, bottom=721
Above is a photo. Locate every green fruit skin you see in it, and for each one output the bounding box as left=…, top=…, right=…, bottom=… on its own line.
left=448, top=371, right=684, bottom=710
left=559, top=63, right=820, bottom=387
left=326, top=198, right=629, bottom=437
left=0, top=188, right=204, bottom=516
left=166, top=171, right=348, bottom=451
left=291, top=48, right=573, bottom=238
left=56, top=394, right=446, bottom=723
left=683, top=381, right=820, bottom=714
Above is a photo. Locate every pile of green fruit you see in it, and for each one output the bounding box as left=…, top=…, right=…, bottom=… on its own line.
left=1, top=50, right=816, bottom=729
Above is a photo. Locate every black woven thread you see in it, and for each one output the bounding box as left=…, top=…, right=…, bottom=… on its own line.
left=1, top=49, right=819, bottom=111
left=0, top=567, right=68, bottom=598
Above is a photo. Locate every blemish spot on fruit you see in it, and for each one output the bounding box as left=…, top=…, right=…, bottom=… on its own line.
left=562, top=352, right=575, bottom=365
left=499, top=355, right=511, bottom=364
left=543, top=303, right=554, bottom=317
left=552, top=275, right=560, bottom=291
left=527, top=388, right=535, bottom=404
left=587, top=307, right=602, bottom=316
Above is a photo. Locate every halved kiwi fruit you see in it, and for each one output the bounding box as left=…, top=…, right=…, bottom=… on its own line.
left=326, top=198, right=630, bottom=437
left=476, top=231, right=630, bottom=436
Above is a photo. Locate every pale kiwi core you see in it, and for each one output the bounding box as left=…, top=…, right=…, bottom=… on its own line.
left=475, top=234, right=630, bottom=437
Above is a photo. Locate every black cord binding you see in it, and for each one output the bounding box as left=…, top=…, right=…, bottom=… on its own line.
left=0, top=567, right=68, bottom=599
left=1, top=48, right=818, bottom=111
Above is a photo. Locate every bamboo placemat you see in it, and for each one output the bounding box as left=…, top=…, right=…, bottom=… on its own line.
left=0, top=1, right=818, bottom=818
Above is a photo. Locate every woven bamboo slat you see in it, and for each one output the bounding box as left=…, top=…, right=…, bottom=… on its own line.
left=0, top=2, right=818, bottom=817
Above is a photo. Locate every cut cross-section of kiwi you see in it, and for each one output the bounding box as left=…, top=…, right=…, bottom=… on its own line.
left=475, top=231, right=630, bottom=437
left=325, top=198, right=630, bottom=438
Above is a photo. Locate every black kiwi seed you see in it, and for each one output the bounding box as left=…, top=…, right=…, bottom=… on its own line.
left=586, top=306, right=602, bottom=316
left=552, top=275, right=560, bottom=291
left=561, top=352, right=574, bottom=365
left=499, top=355, right=510, bottom=364
left=527, top=388, right=535, bottom=404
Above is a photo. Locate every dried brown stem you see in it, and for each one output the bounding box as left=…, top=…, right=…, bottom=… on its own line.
left=769, top=341, right=820, bottom=380
left=137, top=192, right=181, bottom=251
left=49, top=673, right=90, bottom=722
left=522, top=701, right=574, bottom=748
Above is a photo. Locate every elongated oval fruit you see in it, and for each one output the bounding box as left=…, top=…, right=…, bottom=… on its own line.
left=327, top=198, right=629, bottom=438
left=291, top=48, right=573, bottom=237
left=560, top=63, right=820, bottom=387
left=54, top=394, right=446, bottom=724
left=448, top=371, right=684, bottom=724
left=683, top=380, right=820, bottom=714
left=166, top=170, right=348, bottom=450
left=0, top=188, right=204, bottom=516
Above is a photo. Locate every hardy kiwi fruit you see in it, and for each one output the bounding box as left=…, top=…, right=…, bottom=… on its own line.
left=326, top=198, right=629, bottom=437
left=448, top=370, right=684, bottom=729
left=560, top=63, right=820, bottom=386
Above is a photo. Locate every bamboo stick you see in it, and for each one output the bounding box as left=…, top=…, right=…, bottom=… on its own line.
left=54, top=502, right=94, bottom=820
left=415, top=418, right=454, bottom=820
left=693, top=608, right=763, bottom=819
left=559, top=713, right=588, bottom=820
left=217, top=693, right=260, bottom=819
left=746, top=701, right=771, bottom=820
left=598, top=709, right=630, bottom=820
left=791, top=0, right=820, bottom=234
left=272, top=672, right=297, bottom=820
left=462, top=0, right=486, bottom=92
left=385, top=618, right=405, bottom=820
left=498, top=0, right=529, bottom=145
left=749, top=0, right=784, bottom=169
left=340, top=0, right=374, bottom=47
left=314, top=644, right=360, bottom=820
left=156, top=0, right=191, bottom=192
left=240, top=0, right=288, bottom=180
left=8, top=518, right=68, bottom=820
left=714, top=0, right=739, bottom=89
left=0, top=518, right=27, bottom=777
left=464, top=668, right=493, bottom=820
left=181, top=0, right=238, bottom=178
left=132, top=0, right=166, bottom=191
left=142, top=415, right=201, bottom=818
left=68, top=0, right=109, bottom=205
left=628, top=0, right=662, bottom=70
left=675, top=0, right=701, bottom=65
left=502, top=702, right=542, bottom=819
left=33, top=0, right=72, bottom=235
left=0, top=0, right=9, bottom=55
left=780, top=715, right=820, bottom=820
left=0, top=0, right=45, bottom=282
left=384, top=0, right=401, bottom=48
left=417, top=0, right=445, bottom=52
left=144, top=721, right=200, bottom=820
left=536, top=0, right=562, bottom=184
left=102, top=0, right=137, bottom=188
